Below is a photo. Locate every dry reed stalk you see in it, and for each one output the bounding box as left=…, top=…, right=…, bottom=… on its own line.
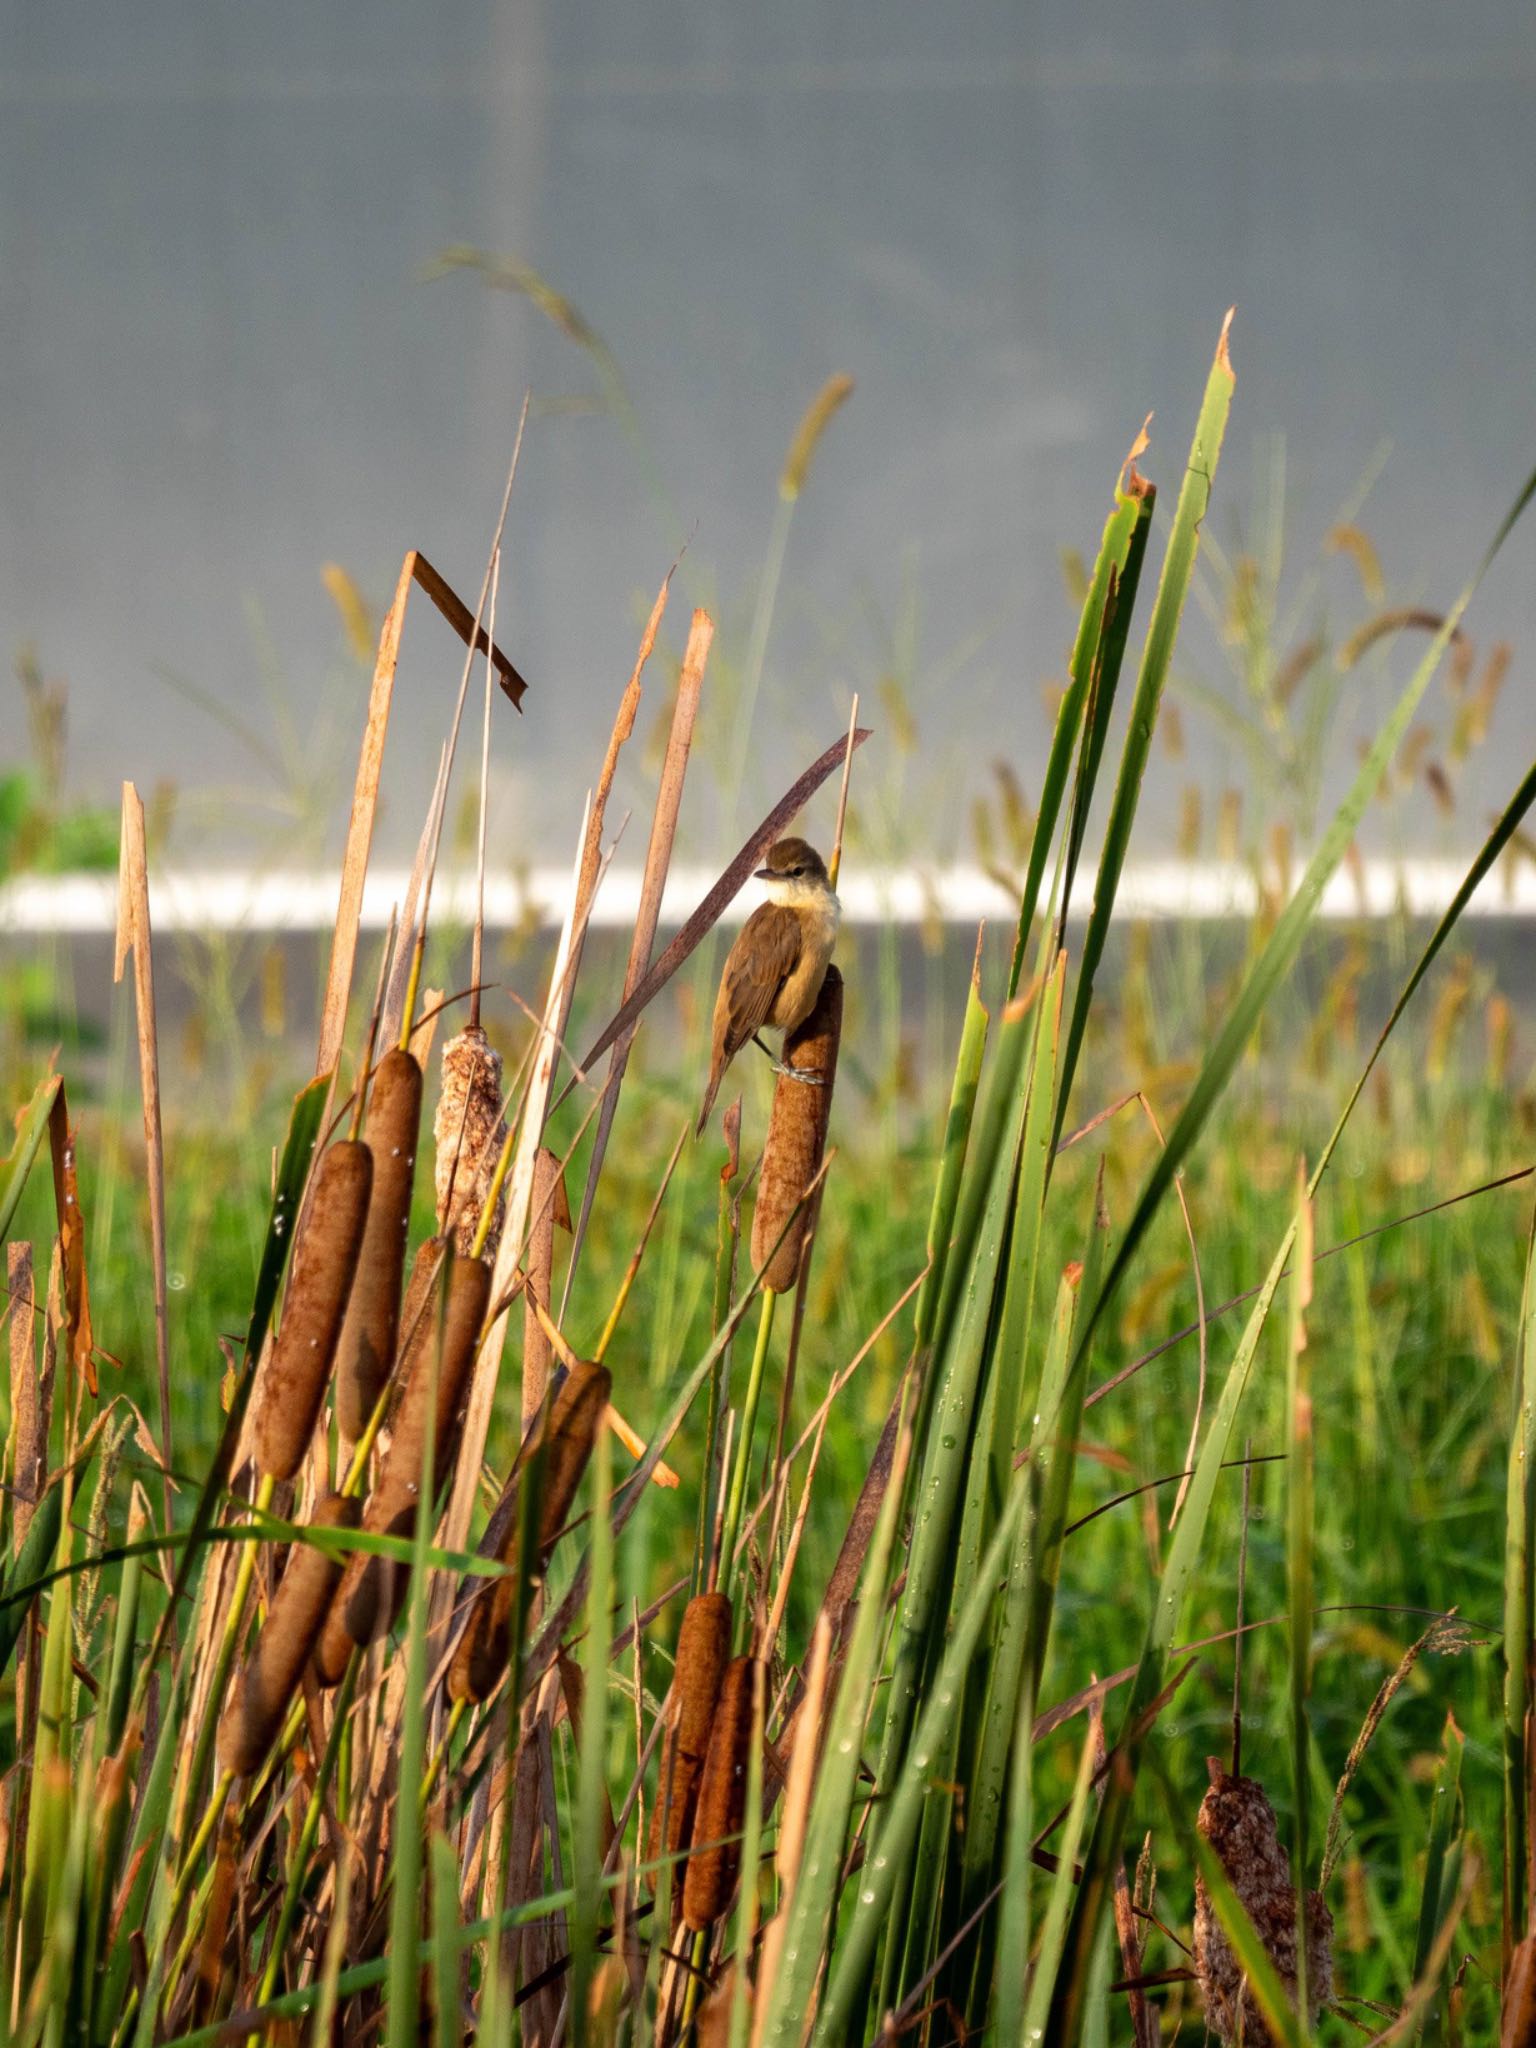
left=520, top=1149, right=564, bottom=1432
left=565, top=602, right=710, bottom=1293
left=335, top=1046, right=424, bottom=1440
left=46, top=1081, right=93, bottom=1393
left=193, top=1810, right=239, bottom=2022
left=217, top=1495, right=358, bottom=1776
left=315, top=548, right=526, bottom=1079
left=115, top=781, right=173, bottom=1531
left=407, top=985, right=445, bottom=1070
left=750, top=966, right=842, bottom=1293
left=1504, top=1937, right=1536, bottom=2047
left=332, top=1251, right=492, bottom=1650
left=250, top=1140, right=372, bottom=1480
left=440, top=800, right=592, bottom=1581
left=7, top=1242, right=44, bottom=1546
left=434, top=1025, right=509, bottom=1257
left=682, top=1656, right=761, bottom=1932
left=694, top=1967, right=742, bottom=2048
left=751, top=1615, right=830, bottom=2048
left=446, top=1359, right=611, bottom=1705
left=647, top=1593, right=733, bottom=1877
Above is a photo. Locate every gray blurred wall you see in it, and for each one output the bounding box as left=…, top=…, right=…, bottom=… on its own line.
left=4, top=2, right=1535, bottom=865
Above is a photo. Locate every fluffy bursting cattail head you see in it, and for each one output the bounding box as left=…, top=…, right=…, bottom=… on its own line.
left=1193, top=1760, right=1334, bottom=2045
left=750, top=966, right=842, bottom=1293
left=434, top=1024, right=508, bottom=1257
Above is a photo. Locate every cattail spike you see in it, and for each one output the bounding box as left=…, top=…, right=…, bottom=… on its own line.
left=218, top=1494, right=359, bottom=1773
left=336, top=1045, right=424, bottom=1438
left=250, top=1139, right=372, bottom=1480
left=751, top=966, right=843, bottom=1292
left=682, top=1654, right=761, bottom=1932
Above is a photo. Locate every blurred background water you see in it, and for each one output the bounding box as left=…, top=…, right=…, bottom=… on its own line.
left=4, top=1, right=1536, bottom=870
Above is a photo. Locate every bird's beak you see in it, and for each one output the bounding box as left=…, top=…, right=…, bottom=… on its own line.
left=753, top=866, right=774, bottom=881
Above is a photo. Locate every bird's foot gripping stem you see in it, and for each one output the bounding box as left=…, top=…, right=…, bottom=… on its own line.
left=771, top=1060, right=825, bottom=1087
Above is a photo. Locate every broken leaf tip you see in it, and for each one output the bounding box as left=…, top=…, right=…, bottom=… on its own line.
left=1217, top=307, right=1236, bottom=373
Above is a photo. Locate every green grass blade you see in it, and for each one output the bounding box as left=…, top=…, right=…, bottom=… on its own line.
left=385, top=1264, right=448, bottom=2048
left=1021, top=1725, right=1098, bottom=2039
left=914, top=949, right=989, bottom=1352
left=1052, top=319, right=1235, bottom=1138
left=0, top=1480, right=63, bottom=1679
left=429, top=1827, right=461, bottom=2048
left=1053, top=472, right=1157, bottom=955
left=813, top=1482, right=1030, bottom=2047
left=1008, top=451, right=1157, bottom=998
left=1506, top=1206, right=1536, bottom=1965
left=0, top=1071, right=62, bottom=1242
left=1412, top=1714, right=1466, bottom=2046
left=1285, top=1182, right=1317, bottom=2021
left=754, top=1407, right=913, bottom=2048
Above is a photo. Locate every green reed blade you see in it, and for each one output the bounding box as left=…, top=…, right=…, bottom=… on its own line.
left=1008, top=452, right=1157, bottom=999
left=1053, top=319, right=1235, bottom=1145
left=1505, top=1206, right=1536, bottom=1967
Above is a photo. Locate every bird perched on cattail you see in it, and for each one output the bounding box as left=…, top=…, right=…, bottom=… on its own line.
left=696, top=836, right=840, bottom=1137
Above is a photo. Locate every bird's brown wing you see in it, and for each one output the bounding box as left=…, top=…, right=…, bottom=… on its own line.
left=716, top=903, right=803, bottom=1059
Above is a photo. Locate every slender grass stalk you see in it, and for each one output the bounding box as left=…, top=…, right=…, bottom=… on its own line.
left=1504, top=1206, right=1536, bottom=1969
left=1285, top=1171, right=1316, bottom=2023
left=255, top=1655, right=359, bottom=2010
left=718, top=1290, right=778, bottom=1596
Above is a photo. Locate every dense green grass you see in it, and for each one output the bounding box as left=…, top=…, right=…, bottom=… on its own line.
left=6, top=911, right=1530, bottom=2032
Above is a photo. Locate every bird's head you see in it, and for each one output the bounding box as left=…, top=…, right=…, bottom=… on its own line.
left=755, top=835, right=834, bottom=907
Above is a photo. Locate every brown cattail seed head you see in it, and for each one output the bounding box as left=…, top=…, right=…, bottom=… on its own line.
left=334, top=1250, right=491, bottom=1649
left=217, top=1494, right=358, bottom=1773
left=751, top=965, right=841, bottom=1292
left=445, top=1360, right=611, bottom=1705
left=682, top=1655, right=761, bottom=1931
left=648, top=1592, right=733, bottom=1876
left=336, top=1046, right=423, bottom=1438
left=434, top=1025, right=508, bottom=1257
left=251, top=1140, right=373, bottom=1480
left=1193, top=1761, right=1334, bottom=2044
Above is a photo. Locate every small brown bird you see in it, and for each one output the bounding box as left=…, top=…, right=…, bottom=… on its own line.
left=696, top=836, right=840, bottom=1137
